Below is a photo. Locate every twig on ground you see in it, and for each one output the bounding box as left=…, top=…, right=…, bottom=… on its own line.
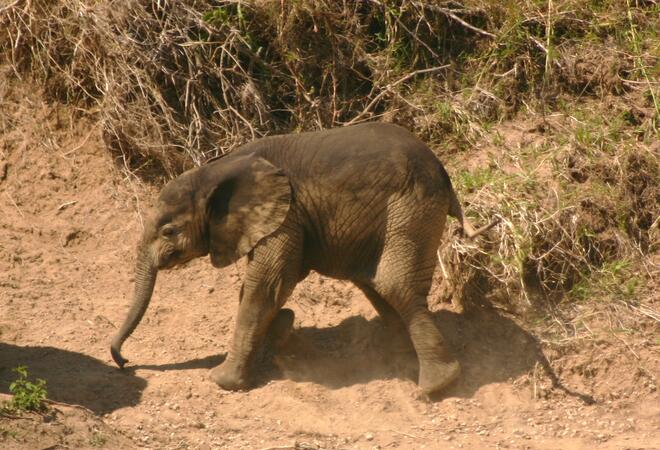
left=57, top=200, right=77, bottom=211
left=412, top=3, right=496, bottom=38
left=611, top=333, right=640, bottom=360
left=4, top=191, right=24, bottom=218
left=392, top=430, right=420, bottom=439
left=437, top=250, right=449, bottom=280
left=0, top=410, right=34, bottom=420
left=44, top=399, right=95, bottom=415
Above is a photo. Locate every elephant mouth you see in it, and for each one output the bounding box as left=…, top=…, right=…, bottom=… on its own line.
left=157, top=250, right=181, bottom=270
left=158, top=250, right=196, bottom=270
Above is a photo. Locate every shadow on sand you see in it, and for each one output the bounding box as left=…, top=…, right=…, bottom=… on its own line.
left=268, top=307, right=593, bottom=403
left=0, top=344, right=147, bottom=415
left=7, top=308, right=591, bottom=410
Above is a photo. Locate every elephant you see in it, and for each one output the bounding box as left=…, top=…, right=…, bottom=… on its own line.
left=110, top=122, right=498, bottom=395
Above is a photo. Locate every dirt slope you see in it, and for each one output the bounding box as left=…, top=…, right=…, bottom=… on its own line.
left=1, top=83, right=658, bottom=449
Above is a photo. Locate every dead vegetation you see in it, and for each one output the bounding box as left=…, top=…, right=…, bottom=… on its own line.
left=440, top=128, right=658, bottom=316
left=1, top=0, right=658, bottom=320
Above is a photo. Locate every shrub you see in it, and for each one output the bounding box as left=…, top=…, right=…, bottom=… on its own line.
left=6, top=366, right=48, bottom=412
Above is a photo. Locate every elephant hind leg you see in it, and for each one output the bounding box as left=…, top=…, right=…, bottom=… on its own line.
left=354, top=281, right=404, bottom=329
left=354, top=281, right=413, bottom=355
left=365, top=278, right=460, bottom=395
left=402, top=302, right=460, bottom=394
left=369, top=223, right=460, bottom=393
left=372, top=283, right=460, bottom=395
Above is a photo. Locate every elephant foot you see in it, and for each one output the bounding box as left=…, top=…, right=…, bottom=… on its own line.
left=266, top=308, right=295, bottom=350
left=418, top=358, right=461, bottom=395
left=210, top=361, right=250, bottom=391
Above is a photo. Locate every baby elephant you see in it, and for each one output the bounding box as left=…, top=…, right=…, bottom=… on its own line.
left=110, top=122, right=497, bottom=395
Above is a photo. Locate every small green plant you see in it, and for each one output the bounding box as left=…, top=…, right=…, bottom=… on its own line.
left=456, top=167, right=495, bottom=192
left=492, top=131, right=505, bottom=147
left=6, top=365, right=48, bottom=412
left=600, top=259, right=640, bottom=299
left=202, top=4, right=257, bottom=50
left=202, top=7, right=232, bottom=26
left=90, top=431, right=108, bottom=447
left=569, top=276, right=592, bottom=302
left=569, top=259, right=639, bottom=302
left=574, top=124, right=598, bottom=149
left=0, top=426, right=19, bottom=440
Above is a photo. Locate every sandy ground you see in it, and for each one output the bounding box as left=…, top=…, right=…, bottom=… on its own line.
left=1, top=85, right=659, bottom=449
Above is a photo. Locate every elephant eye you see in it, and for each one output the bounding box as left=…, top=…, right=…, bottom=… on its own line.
left=160, top=224, right=178, bottom=237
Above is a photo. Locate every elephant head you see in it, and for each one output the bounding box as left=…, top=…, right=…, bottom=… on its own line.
left=110, top=154, right=291, bottom=368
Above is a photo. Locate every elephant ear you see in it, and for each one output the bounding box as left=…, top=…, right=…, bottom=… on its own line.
left=206, top=155, right=292, bottom=268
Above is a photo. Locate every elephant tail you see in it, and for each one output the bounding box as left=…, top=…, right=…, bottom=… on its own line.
left=448, top=187, right=500, bottom=239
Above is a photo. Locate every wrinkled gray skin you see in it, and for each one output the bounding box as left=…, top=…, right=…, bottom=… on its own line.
left=110, top=123, right=497, bottom=395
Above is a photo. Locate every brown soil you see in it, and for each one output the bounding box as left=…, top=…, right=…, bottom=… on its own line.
left=1, top=83, right=658, bottom=449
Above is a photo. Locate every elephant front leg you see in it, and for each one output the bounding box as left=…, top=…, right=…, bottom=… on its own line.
left=211, top=252, right=302, bottom=390
left=210, top=218, right=303, bottom=391
left=210, top=281, right=279, bottom=391
left=212, top=306, right=297, bottom=390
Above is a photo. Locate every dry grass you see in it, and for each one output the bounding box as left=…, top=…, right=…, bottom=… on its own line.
left=3, top=1, right=656, bottom=172
left=437, top=106, right=658, bottom=323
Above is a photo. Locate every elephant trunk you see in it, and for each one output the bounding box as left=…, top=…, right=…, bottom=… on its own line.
left=110, top=246, right=157, bottom=368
